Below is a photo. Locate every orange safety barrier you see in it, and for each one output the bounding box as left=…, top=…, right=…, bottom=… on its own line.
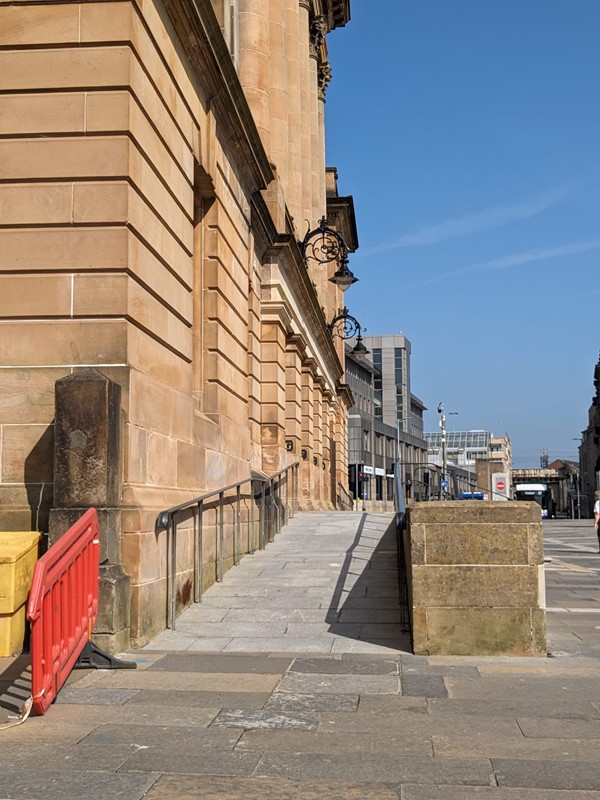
left=27, top=508, right=101, bottom=716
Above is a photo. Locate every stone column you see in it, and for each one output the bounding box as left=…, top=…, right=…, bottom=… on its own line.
left=286, top=0, right=302, bottom=227
left=49, top=369, right=131, bottom=653
left=317, top=59, right=331, bottom=218
left=239, top=0, right=271, bottom=153
left=298, top=0, right=312, bottom=223
left=309, top=15, right=325, bottom=225
left=269, top=0, right=289, bottom=195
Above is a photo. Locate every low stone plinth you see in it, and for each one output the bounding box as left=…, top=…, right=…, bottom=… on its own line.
left=405, top=501, right=546, bottom=656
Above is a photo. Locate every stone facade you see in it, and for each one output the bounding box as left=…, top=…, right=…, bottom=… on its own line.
left=0, top=0, right=354, bottom=645
left=580, top=353, right=600, bottom=516
left=405, top=501, right=547, bottom=656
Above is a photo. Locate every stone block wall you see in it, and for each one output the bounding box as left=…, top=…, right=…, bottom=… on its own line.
left=405, top=501, right=547, bottom=656
left=0, top=0, right=353, bottom=646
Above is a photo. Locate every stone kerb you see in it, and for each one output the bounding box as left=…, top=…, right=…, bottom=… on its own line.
left=405, top=501, right=547, bottom=656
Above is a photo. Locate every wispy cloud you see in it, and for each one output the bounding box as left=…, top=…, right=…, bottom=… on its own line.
left=366, top=186, right=572, bottom=254
left=406, top=238, right=600, bottom=290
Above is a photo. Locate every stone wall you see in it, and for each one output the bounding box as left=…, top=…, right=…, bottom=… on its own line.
left=405, top=501, right=547, bottom=656
left=0, top=0, right=354, bottom=646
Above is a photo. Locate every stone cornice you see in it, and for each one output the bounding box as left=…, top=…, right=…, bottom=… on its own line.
left=162, top=0, right=274, bottom=194
left=336, top=380, right=354, bottom=408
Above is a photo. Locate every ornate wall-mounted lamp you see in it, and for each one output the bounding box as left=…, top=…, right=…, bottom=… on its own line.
left=299, top=217, right=358, bottom=292
left=328, top=307, right=369, bottom=357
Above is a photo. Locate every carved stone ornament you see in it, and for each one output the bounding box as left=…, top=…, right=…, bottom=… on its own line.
left=318, top=60, right=332, bottom=99
left=310, top=15, right=328, bottom=58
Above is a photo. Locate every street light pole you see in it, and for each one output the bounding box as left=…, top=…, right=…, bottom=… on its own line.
left=572, top=437, right=583, bottom=519
left=438, top=402, right=447, bottom=500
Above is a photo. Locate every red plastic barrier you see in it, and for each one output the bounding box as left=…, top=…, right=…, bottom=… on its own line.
left=27, top=508, right=100, bottom=716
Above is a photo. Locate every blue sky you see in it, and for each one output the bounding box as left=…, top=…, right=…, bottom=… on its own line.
left=325, top=0, right=600, bottom=468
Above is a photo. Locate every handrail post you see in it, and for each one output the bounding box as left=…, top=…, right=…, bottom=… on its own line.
left=197, top=500, right=204, bottom=603
left=268, top=482, right=275, bottom=543
left=250, top=482, right=256, bottom=554
left=235, top=485, right=241, bottom=565
left=260, top=482, right=266, bottom=549
left=170, top=517, right=177, bottom=630
left=218, top=491, right=224, bottom=582
left=193, top=507, right=199, bottom=603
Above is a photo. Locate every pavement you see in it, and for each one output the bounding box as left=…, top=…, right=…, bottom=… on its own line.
left=1, top=512, right=600, bottom=799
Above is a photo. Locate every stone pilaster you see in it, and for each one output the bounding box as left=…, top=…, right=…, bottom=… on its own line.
left=285, top=334, right=305, bottom=462
left=49, top=369, right=131, bottom=653
left=300, top=360, right=315, bottom=507
left=261, top=320, right=287, bottom=474
left=312, top=376, right=324, bottom=506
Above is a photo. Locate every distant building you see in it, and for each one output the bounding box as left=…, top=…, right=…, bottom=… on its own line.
left=425, top=429, right=512, bottom=499
left=346, top=334, right=428, bottom=507
left=512, top=461, right=579, bottom=517
left=579, top=352, right=600, bottom=516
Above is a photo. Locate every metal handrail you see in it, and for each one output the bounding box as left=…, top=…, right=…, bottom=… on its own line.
left=393, top=462, right=411, bottom=633
left=155, top=462, right=299, bottom=630
left=337, top=481, right=354, bottom=510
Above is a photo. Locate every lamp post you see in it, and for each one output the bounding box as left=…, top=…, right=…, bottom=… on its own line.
left=437, top=402, right=447, bottom=499
left=572, top=437, right=583, bottom=519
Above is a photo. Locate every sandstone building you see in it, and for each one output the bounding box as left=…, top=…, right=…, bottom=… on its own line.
left=580, top=352, right=600, bottom=516
left=0, top=0, right=356, bottom=645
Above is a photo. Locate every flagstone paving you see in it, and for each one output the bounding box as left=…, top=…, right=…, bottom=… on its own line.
left=1, top=515, right=600, bottom=799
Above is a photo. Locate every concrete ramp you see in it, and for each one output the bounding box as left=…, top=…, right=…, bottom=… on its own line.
left=145, top=512, right=411, bottom=654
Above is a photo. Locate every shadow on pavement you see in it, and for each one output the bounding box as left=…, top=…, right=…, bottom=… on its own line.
left=324, top=513, right=412, bottom=652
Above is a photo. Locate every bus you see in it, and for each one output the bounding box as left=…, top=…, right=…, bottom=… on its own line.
left=514, top=483, right=556, bottom=519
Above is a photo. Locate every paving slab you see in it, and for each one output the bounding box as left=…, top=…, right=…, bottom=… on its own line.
left=211, top=708, right=320, bottom=731
left=146, top=653, right=292, bottom=674
left=402, top=787, right=600, bottom=799
left=69, top=669, right=281, bottom=693
left=434, top=732, right=600, bottom=760
left=123, top=690, right=271, bottom=708
left=235, top=729, right=434, bottom=756
left=266, top=687, right=358, bottom=711
left=143, top=774, right=401, bottom=800
left=277, top=671, right=400, bottom=695
left=402, top=674, right=448, bottom=697
left=254, top=751, right=494, bottom=784
left=120, top=747, right=261, bottom=776
left=0, top=770, right=159, bottom=800
left=493, top=758, right=600, bottom=790
left=289, top=655, right=399, bottom=674
left=517, top=716, right=600, bottom=738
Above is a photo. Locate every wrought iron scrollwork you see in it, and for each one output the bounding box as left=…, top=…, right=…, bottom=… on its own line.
left=299, top=217, right=347, bottom=266
left=328, top=307, right=362, bottom=339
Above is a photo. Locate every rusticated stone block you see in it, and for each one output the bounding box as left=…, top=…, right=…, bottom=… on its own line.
left=409, top=500, right=540, bottom=525
left=420, top=523, right=530, bottom=565
left=413, top=607, right=546, bottom=657
left=411, top=565, right=539, bottom=608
